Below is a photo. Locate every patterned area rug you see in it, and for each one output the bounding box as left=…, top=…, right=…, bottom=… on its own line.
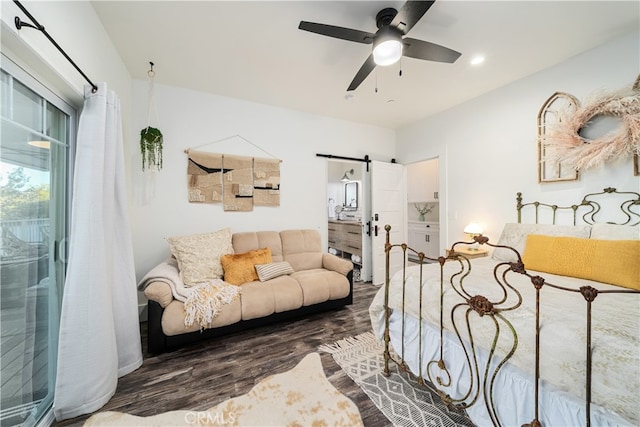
left=320, top=332, right=475, bottom=427
left=84, top=353, right=363, bottom=426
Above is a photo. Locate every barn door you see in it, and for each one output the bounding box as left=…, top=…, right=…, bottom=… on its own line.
left=370, top=160, right=406, bottom=285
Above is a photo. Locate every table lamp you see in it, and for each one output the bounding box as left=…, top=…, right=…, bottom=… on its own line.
left=464, top=222, right=483, bottom=250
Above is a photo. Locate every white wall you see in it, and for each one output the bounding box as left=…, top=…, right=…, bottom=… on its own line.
left=130, top=81, right=395, bottom=280
left=396, top=31, right=640, bottom=249
left=1, top=1, right=132, bottom=137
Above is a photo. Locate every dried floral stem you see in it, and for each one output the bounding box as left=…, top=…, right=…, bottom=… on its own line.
left=541, top=82, right=640, bottom=171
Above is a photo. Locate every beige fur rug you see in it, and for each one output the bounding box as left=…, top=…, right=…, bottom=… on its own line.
left=84, top=352, right=363, bottom=426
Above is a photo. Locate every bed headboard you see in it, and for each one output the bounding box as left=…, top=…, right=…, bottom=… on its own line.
left=516, top=187, right=640, bottom=226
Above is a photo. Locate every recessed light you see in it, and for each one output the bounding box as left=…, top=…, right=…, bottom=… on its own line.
left=470, top=55, right=485, bottom=65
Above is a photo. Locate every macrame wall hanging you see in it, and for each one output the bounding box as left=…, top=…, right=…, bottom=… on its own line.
left=140, top=62, right=163, bottom=171
left=538, top=74, right=640, bottom=181
left=184, top=135, right=281, bottom=211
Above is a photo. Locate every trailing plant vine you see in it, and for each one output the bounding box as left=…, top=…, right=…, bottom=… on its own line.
left=140, top=126, right=163, bottom=171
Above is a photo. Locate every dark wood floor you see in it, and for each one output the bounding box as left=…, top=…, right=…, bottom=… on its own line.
left=54, top=282, right=391, bottom=426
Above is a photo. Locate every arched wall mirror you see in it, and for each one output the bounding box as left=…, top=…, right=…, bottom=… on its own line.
left=344, top=182, right=358, bottom=210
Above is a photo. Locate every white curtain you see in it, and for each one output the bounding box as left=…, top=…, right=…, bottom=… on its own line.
left=54, top=83, right=143, bottom=420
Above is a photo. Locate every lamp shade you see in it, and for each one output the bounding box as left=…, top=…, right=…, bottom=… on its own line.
left=373, top=27, right=403, bottom=66
left=464, top=222, right=483, bottom=236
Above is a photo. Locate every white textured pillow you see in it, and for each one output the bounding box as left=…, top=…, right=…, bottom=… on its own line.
left=166, top=228, right=234, bottom=286
left=255, top=261, right=295, bottom=282
left=491, top=223, right=592, bottom=262
left=590, top=223, right=640, bottom=240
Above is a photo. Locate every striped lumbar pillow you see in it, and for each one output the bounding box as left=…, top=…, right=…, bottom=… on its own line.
left=255, top=261, right=295, bottom=282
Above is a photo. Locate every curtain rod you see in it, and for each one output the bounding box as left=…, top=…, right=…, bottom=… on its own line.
left=13, top=0, right=98, bottom=93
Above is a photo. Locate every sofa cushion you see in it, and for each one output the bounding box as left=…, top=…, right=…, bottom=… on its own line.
left=162, top=298, right=242, bottom=336
left=166, top=228, right=234, bottom=286
left=269, top=275, right=304, bottom=312
left=221, top=247, right=272, bottom=285
left=240, top=281, right=276, bottom=320
left=280, top=230, right=323, bottom=271
left=291, top=269, right=350, bottom=306
left=233, top=231, right=284, bottom=262
left=255, top=261, right=295, bottom=282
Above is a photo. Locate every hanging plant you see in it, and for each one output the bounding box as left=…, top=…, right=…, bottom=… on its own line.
left=140, top=126, right=163, bottom=171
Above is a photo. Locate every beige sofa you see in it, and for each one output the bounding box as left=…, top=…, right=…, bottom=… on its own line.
left=142, top=229, right=353, bottom=353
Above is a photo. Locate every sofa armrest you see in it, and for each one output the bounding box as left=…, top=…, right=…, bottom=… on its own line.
left=143, top=281, right=174, bottom=308
left=138, top=257, right=182, bottom=308
left=322, top=253, right=353, bottom=275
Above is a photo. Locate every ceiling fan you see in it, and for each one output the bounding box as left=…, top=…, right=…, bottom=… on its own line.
left=298, top=1, right=461, bottom=91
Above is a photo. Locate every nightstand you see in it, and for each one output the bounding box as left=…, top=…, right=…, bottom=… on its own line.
left=446, top=246, right=489, bottom=259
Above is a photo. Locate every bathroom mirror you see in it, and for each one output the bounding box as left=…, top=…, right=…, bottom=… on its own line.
left=344, top=182, right=358, bottom=210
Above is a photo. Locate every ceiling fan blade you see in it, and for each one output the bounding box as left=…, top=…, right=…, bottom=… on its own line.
left=347, top=54, right=376, bottom=91
left=403, top=38, right=461, bottom=63
left=390, top=1, right=435, bottom=34
left=298, top=21, right=374, bottom=44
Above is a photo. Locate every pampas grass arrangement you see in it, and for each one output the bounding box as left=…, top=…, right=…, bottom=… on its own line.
left=541, top=83, right=640, bottom=172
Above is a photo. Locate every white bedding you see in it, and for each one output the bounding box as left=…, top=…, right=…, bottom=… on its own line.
left=369, top=257, right=640, bottom=426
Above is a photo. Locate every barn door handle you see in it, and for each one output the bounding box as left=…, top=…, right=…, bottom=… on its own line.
left=374, top=225, right=379, bottom=237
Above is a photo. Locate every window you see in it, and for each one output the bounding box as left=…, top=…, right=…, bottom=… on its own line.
left=1, top=55, right=76, bottom=426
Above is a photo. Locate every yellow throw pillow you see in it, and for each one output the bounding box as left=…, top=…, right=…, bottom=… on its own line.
left=522, top=235, right=640, bottom=290
left=221, top=247, right=272, bottom=285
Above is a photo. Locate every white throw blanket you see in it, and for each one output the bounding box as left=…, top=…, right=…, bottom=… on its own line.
left=138, top=258, right=240, bottom=329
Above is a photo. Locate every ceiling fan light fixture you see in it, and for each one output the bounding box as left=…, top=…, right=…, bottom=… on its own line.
left=373, top=39, right=403, bottom=66
left=373, top=27, right=403, bottom=66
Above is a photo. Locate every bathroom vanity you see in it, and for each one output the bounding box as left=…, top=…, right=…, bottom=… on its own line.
left=328, top=220, right=362, bottom=267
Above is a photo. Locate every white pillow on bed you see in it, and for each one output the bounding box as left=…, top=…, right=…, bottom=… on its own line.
left=590, top=223, right=640, bottom=240
left=491, top=223, right=592, bottom=262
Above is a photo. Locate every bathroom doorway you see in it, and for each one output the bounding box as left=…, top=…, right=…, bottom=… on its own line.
left=326, top=160, right=371, bottom=282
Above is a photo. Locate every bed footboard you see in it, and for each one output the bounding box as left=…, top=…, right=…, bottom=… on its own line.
left=381, top=223, right=639, bottom=427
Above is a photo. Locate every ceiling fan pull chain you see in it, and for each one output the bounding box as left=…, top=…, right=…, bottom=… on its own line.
left=375, top=69, right=378, bottom=93
left=399, top=58, right=403, bottom=77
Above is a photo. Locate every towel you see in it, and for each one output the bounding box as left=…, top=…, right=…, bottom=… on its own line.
left=138, top=258, right=240, bottom=329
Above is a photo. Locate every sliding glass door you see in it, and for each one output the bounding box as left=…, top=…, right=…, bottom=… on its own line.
left=1, top=56, right=75, bottom=426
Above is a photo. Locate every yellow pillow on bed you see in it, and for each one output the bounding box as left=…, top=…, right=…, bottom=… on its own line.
left=522, top=235, right=640, bottom=290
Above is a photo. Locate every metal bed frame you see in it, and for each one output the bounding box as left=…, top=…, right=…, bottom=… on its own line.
left=382, top=187, right=640, bottom=427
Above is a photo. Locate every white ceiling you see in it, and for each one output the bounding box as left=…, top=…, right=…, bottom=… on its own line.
left=91, top=1, right=639, bottom=129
